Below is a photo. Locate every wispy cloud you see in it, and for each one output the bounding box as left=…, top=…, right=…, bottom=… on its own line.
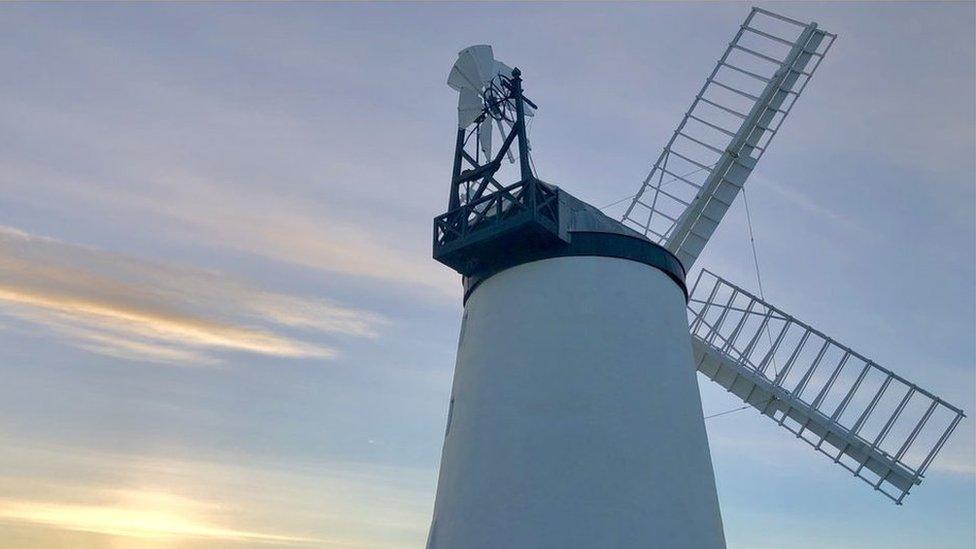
left=145, top=172, right=452, bottom=296
left=2, top=157, right=457, bottom=300
left=748, top=172, right=866, bottom=236
left=926, top=450, right=976, bottom=478
left=0, top=225, right=385, bottom=365
left=0, top=492, right=325, bottom=545
left=707, top=417, right=976, bottom=482
left=0, top=40, right=457, bottom=300
left=0, top=440, right=431, bottom=548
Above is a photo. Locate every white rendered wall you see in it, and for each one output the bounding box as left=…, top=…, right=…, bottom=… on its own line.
left=427, top=256, right=725, bottom=549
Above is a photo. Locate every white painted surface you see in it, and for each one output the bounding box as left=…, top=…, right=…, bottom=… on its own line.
left=427, top=256, right=726, bottom=549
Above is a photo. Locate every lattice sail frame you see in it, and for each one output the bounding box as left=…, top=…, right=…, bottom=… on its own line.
left=622, top=8, right=836, bottom=269
left=687, top=270, right=965, bottom=503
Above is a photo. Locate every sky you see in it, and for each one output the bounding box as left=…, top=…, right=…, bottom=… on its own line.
left=0, top=1, right=973, bottom=548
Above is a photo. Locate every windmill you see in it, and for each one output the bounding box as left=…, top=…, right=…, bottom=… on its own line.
left=428, top=7, right=966, bottom=548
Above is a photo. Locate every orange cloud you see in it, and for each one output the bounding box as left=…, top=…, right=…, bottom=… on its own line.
left=0, top=493, right=324, bottom=544
left=0, top=226, right=385, bottom=365
left=0, top=442, right=431, bottom=549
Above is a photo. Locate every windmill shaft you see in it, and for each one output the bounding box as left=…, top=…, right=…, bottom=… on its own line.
left=511, top=73, right=533, bottom=180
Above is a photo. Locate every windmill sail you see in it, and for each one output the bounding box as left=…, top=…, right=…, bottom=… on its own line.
left=622, top=8, right=835, bottom=269
left=688, top=269, right=965, bottom=503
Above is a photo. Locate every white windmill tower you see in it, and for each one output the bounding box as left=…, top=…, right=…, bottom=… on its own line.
left=427, top=7, right=966, bottom=548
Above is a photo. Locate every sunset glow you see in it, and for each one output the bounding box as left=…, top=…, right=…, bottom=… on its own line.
left=0, top=3, right=972, bottom=548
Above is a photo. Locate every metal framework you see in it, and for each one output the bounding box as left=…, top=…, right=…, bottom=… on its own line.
left=687, top=269, right=965, bottom=503
left=434, top=178, right=560, bottom=255
left=622, top=7, right=835, bottom=269
left=448, top=68, right=536, bottom=212
left=434, top=67, right=563, bottom=276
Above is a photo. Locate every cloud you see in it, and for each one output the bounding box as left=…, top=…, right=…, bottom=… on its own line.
left=0, top=440, right=431, bottom=548
left=706, top=410, right=976, bottom=484
left=928, top=456, right=976, bottom=478
left=748, top=172, right=866, bottom=236
left=145, top=172, right=452, bottom=296
left=0, top=493, right=325, bottom=545
left=0, top=47, right=458, bottom=301
left=0, top=225, right=386, bottom=366
left=1, top=153, right=458, bottom=301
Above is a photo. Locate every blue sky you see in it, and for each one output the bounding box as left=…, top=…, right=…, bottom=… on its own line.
left=0, top=2, right=973, bottom=548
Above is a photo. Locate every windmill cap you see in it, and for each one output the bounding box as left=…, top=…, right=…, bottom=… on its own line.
left=461, top=182, right=687, bottom=303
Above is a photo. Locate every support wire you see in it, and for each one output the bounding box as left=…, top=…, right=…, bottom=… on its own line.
left=703, top=186, right=780, bottom=421
left=742, top=187, right=780, bottom=377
